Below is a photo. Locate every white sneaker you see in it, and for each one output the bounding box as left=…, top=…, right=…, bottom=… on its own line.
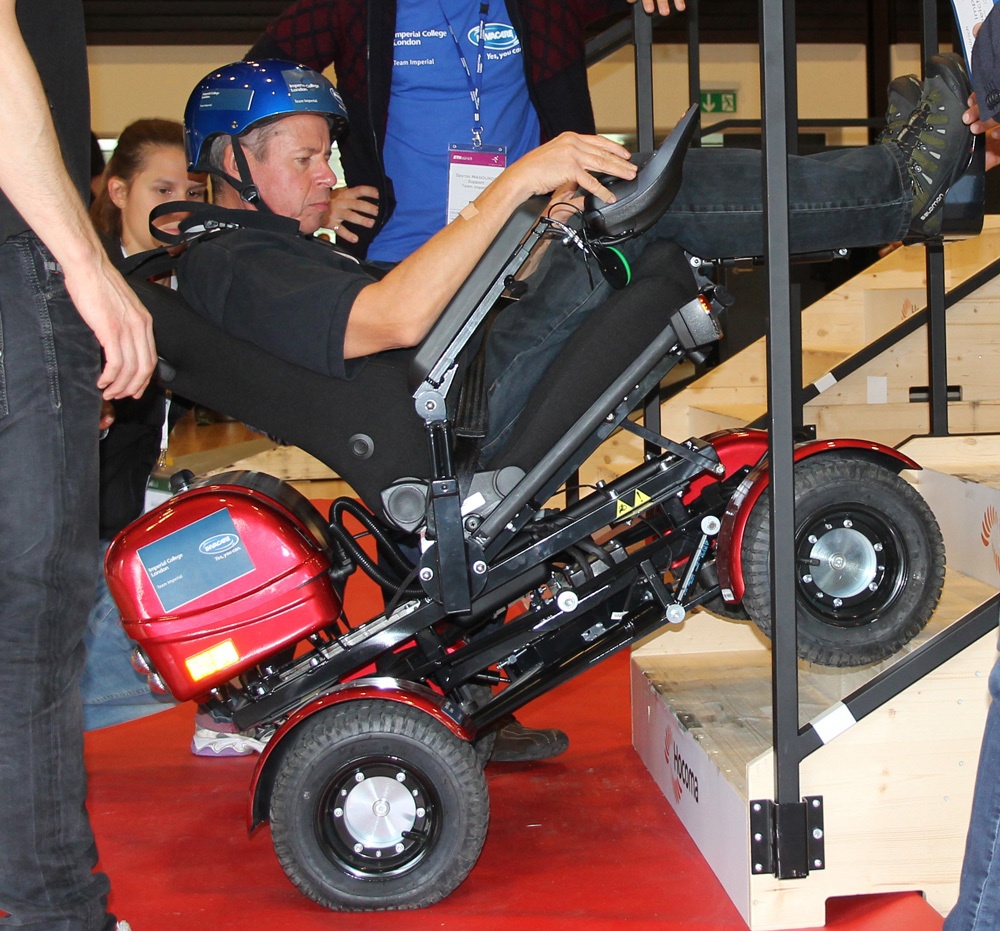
left=190, top=725, right=267, bottom=757
left=117, top=922, right=133, bottom=931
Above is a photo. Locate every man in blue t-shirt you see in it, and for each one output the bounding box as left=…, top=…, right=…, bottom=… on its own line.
left=370, top=1, right=542, bottom=263
left=246, top=0, right=686, bottom=260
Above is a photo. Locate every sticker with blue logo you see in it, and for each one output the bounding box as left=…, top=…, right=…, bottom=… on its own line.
left=138, top=509, right=255, bottom=613
left=467, top=22, right=520, bottom=51
left=198, top=87, right=255, bottom=113
left=281, top=67, right=343, bottom=111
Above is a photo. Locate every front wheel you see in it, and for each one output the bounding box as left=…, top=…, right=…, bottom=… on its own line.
left=269, top=699, right=490, bottom=910
left=740, top=456, right=945, bottom=667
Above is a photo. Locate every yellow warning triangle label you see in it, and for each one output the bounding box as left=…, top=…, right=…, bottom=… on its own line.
left=615, top=488, right=652, bottom=519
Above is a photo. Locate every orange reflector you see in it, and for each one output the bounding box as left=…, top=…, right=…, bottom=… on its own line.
left=185, top=639, right=240, bottom=682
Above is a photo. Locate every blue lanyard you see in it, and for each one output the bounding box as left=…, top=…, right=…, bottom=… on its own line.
left=439, top=1, right=489, bottom=146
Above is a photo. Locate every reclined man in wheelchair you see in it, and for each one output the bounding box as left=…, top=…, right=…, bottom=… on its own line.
left=166, top=54, right=977, bottom=456
left=130, top=56, right=976, bottom=760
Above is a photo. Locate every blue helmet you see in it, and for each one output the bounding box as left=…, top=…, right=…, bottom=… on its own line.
left=184, top=59, right=348, bottom=172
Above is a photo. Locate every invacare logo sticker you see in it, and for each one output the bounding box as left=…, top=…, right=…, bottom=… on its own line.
left=467, top=23, right=520, bottom=51
left=138, top=508, right=255, bottom=613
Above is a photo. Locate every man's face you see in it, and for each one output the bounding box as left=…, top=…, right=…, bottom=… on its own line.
left=244, top=113, right=339, bottom=235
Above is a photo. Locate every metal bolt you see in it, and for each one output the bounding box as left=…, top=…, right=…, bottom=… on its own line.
left=874, top=542, right=883, bottom=552
left=813, top=859, right=823, bottom=868
left=419, top=567, right=434, bottom=582
left=843, top=519, right=853, bottom=528
left=802, top=574, right=813, bottom=584
left=812, top=828, right=823, bottom=840
left=472, top=560, right=487, bottom=575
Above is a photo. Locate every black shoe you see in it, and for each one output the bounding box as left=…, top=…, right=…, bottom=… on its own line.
left=897, top=53, right=974, bottom=238
left=877, top=73, right=921, bottom=144
left=490, top=715, right=569, bottom=762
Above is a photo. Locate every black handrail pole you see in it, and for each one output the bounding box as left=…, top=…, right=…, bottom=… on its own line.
left=782, top=1, right=803, bottom=430
left=634, top=3, right=655, bottom=152
left=687, top=0, right=701, bottom=116
left=922, top=0, right=950, bottom=436
left=633, top=4, right=661, bottom=449
left=761, top=0, right=809, bottom=879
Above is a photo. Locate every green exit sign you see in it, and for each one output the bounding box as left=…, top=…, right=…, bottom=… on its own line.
left=700, top=90, right=737, bottom=113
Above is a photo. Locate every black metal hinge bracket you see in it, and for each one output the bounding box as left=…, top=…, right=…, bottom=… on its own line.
left=749, top=796, right=825, bottom=879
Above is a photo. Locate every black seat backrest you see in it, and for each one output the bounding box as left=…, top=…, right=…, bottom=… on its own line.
left=132, top=278, right=432, bottom=514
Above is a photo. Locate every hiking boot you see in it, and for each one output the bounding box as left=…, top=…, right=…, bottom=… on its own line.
left=877, top=74, right=921, bottom=144
left=897, top=53, right=974, bottom=238
left=490, top=715, right=569, bottom=762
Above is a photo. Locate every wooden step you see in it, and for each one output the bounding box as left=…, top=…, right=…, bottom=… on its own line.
left=631, top=566, right=998, bottom=930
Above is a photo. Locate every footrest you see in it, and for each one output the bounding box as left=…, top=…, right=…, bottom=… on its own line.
left=926, top=132, right=986, bottom=242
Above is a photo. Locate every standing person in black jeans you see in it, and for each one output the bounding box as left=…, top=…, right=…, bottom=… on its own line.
left=0, top=2, right=156, bottom=929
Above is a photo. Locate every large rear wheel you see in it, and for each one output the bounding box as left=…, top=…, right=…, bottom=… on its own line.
left=269, top=699, right=489, bottom=910
left=740, top=456, right=945, bottom=667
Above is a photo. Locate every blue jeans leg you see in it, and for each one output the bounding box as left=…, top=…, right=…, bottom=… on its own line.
left=0, top=235, right=115, bottom=931
left=944, top=632, right=1000, bottom=931
left=82, top=542, right=175, bottom=731
left=482, top=240, right=615, bottom=461
left=654, top=142, right=911, bottom=258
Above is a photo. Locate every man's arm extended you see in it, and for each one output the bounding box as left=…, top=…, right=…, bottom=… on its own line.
left=343, top=132, right=637, bottom=358
left=0, top=0, right=156, bottom=399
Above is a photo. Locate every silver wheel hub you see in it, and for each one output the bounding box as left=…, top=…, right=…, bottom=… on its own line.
left=808, top=527, right=877, bottom=599
left=341, top=774, right=417, bottom=848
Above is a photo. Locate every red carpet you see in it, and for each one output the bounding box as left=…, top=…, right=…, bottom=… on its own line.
left=84, top=648, right=945, bottom=930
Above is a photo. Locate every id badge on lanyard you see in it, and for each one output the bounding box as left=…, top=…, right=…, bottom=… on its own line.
left=142, top=394, right=173, bottom=513
left=442, top=1, right=507, bottom=221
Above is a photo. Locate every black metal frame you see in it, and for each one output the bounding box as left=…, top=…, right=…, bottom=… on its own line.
left=583, top=0, right=992, bottom=881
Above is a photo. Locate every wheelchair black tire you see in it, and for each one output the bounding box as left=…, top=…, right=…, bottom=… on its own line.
left=269, top=699, right=489, bottom=911
left=739, top=456, right=945, bottom=667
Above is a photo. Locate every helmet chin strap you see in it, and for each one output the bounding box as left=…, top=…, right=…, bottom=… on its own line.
left=222, top=136, right=274, bottom=215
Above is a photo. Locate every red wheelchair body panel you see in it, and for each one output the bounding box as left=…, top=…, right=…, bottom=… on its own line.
left=105, top=479, right=342, bottom=702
